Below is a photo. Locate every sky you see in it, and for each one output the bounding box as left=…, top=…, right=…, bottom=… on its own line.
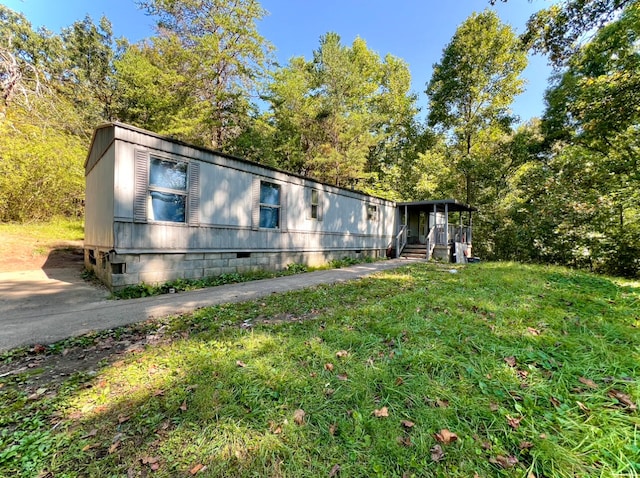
left=3, top=0, right=556, bottom=122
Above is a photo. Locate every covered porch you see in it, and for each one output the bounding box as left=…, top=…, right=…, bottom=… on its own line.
left=394, top=199, right=476, bottom=262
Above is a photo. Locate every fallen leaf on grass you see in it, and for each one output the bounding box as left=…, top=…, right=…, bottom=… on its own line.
left=336, top=350, right=349, bottom=358
left=489, top=402, right=499, bottom=412
left=395, top=377, right=404, bottom=386
left=373, top=406, right=389, bottom=418
left=190, top=463, right=206, bottom=475
left=519, top=441, right=534, bottom=450
left=489, top=455, right=518, bottom=468
left=236, top=360, right=247, bottom=368
left=337, top=373, right=348, bottom=381
left=504, top=356, right=516, bottom=367
left=430, top=444, right=445, bottom=462
left=506, top=415, right=522, bottom=429
left=118, top=415, right=130, bottom=424
left=397, top=435, right=413, bottom=447
left=141, top=456, right=159, bottom=465
left=329, top=424, right=337, bottom=436
left=81, top=443, right=97, bottom=452
left=527, top=327, right=541, bottom=336
left=33, top=344, right=46, bottom=354
left=401, top=420, right=415, bottom=428
left=108, top=441, right=121, bottom=454
left=81, top=429, right=98, bottom=439
left=608, top=389, right=637, bottom=410
left=268, top=421, right=282, bottom=434
left=434, top=429, right=458, bottom=444
left=577, top=401, right=590, bottom=412
left=179, top=400, right=188, bottom=411
left=550, top=396, right=561, bottom=407
left=329, top=464, right=341, bottom=477
left=293, top=409, right=306, bottom=425
left=324, top=363, right=334, bottom=371
left=579, top=377, right=598, bottom=389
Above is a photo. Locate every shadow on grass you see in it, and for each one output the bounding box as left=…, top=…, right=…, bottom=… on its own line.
left=3, top=262, right=639, bottom=477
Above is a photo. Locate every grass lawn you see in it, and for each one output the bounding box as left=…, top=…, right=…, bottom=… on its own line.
left=1, top=262, right=639, bottom=477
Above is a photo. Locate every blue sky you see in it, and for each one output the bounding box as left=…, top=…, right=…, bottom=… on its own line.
left=4, top=0, right=555, bottom=121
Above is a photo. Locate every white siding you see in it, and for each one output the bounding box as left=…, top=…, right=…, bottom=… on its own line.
left=84, top=143, right=115, bottom=248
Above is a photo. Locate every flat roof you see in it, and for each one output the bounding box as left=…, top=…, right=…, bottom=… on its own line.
left=397, top=199, right=477, bottom=212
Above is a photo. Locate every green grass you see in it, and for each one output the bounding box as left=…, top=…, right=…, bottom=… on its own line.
left=0, top=216, right=84, bottom=242
left=1, top=262, right=639, bottom=477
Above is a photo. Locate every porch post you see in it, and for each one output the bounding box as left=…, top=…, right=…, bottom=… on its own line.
left=444, top=203, right=449, bottom=244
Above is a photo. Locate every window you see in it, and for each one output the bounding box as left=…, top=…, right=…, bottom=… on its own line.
left=259, top=181, right=280, bottom=228
left=310, top=189, right=319, bottom=219
left=367, top=204, right=378, bottom=221
left=148, top=156, right=188, bottom=222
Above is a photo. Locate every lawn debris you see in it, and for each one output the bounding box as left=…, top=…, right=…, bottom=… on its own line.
left=430, top=444, right=445, bottom=462
left=434, top=429, right=458, bottom=444
left=373, top=406, right=389, bottom=418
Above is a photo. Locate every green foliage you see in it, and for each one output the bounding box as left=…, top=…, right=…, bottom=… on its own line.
left=426, top=10, right=527, bottom=206
left=0, top=102, right=85, bottom=221
left=264, top=33, right=419, bottom=193
left=2, top=263, right=639, bottom=476
left=132, top=0, right=274, bottom=149
left=521, top=0, right=636, bottom=68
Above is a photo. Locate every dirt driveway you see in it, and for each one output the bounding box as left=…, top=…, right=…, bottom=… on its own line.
left=0, top=241, right=109, bottom=335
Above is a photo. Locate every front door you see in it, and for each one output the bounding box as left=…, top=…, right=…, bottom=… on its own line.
left=418, top=211, right=427, bottom=244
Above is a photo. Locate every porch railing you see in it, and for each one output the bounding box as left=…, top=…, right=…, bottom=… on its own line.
left=395, top=224, right=408, bottom=258
left=426, top=226, right=437, bottom=260
left=449, top=225, right=472, bottom=244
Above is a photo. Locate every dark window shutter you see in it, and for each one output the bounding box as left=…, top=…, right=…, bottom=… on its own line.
left=188, top=161, right=200, bottom=225
left=251, top=177, right=260, bottom=230
left=305, top=188, right=311, bottom=220
left=317, top=190, right=323, bottom=222
left=279, top=184, right=287, bottom=232
left=133, top=150, right=149, bottom=223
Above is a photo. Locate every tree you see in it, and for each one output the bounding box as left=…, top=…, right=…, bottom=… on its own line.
left=136, top=0, right=273, bottom=149
left=535, top=1, right=640, bottom=276
left=0, top=6, right=86, bottom=222
left=521, top=0, right=637, bottom=68
left=426, top=10, right=527, bottom=205
left=60, top=15, right=119, bottom=130
left=266, top=33, right=418, bottom=192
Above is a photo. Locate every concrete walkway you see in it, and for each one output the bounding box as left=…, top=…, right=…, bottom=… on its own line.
left=0, top=259, right=413, bottom=353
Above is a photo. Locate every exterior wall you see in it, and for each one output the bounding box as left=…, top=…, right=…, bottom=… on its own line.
left=84, top=141, right=115, bottom=250
left=84, top=123, right=398, bottom=290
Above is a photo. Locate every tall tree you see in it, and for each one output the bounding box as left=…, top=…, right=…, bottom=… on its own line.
left=136, top=0, right=273, bottom=149
left=426, top=10, right=527, bottom=205
left=60, top=15, right=119, bottom=129
left=266, top=33, right=418, bottom=192
left=535, top=1, right=640, bottom=276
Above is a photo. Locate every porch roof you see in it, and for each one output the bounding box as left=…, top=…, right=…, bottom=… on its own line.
left=397, top=199, right=477, bottom=213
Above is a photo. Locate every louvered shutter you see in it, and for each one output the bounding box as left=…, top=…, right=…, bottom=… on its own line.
left=251, top=177, right=260, bottom=230
left=305, top=188, right=311, bottom=220
left=317, top=190, right=323, bottom=222
left=188, top=162, right=200, bottom=225
left=133, top=150, right=148, bottom=223
left=279, top=184, right=287, bottom=231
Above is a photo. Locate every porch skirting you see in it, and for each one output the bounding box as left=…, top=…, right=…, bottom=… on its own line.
left=84, top=248, right=386, bottom=290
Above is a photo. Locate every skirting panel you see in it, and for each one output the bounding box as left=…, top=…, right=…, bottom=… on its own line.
left=84, top=248, right=386, bottom=290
